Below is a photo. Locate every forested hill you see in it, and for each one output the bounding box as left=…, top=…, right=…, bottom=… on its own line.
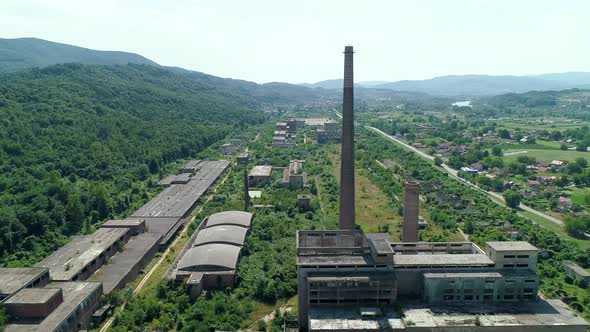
left=0, top=63, right=266, bottom=266
left=0, top=38, right=158, bottom=72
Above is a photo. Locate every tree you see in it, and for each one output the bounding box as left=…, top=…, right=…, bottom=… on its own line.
left=434, top=156, right=443, bottom=167
left=491, top=146, right=503, bottom=156
left=464, top=219, right=475, bottom=234
left=503, top=190, right=522, bottom=209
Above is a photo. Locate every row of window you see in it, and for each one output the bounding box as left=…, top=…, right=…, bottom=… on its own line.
left=503, top=255, right=530, bottom=259
left=503, top=263, right=529, bottom=268
left=442, top=294, right=535, bottom=301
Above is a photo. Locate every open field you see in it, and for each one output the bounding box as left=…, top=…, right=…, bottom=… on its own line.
left=570, top=188, right=590, bottom=206
left=502, top=148, right=590, bottom=162
left=497, top=118, right=590, bottom=131
left=326, top=145, right=401, bottom=234
left=519, top=210, right=590, bottom=250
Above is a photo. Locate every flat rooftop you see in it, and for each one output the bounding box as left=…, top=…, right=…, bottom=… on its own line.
left=101, top=218, right=145, bottom=228
left=181, top=160, right=201, bottom=170
left=486, top=241, right=538, bottom=251
left=91, top=232, right=162, bottom=294
left=309, top=308, right=404, bottom=331
left=308, top=299, right=588, bottom=331
left=0, top=267, right=48, bottom=297
left=298, top=255, right=374, bottom=266
left=143, top=217, right=184, bottom=246
left=563, top=260, right=590, bottom=277
left=134, top=160, right=229, bottom=218
left=35, top=227, right=129, bottom=281
left=403, top=299, right=588, bottom=329
left=4, top=288, right=61, bottom=305
left=4, top=281, right=102, bottom=332
left=394, top=254, right=494, bottom=267
left=424, top=271, right=503, bottom=279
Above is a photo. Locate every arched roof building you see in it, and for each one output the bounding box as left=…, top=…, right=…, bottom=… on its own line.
left=206, top=211, right=253, bottom=228
left=193, top=225, right=248, bottom=247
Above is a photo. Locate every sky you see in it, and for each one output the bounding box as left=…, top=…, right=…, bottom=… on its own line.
left=1, top=0, right=589, bottom=84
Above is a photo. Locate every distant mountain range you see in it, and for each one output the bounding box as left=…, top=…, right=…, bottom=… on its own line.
left=301, top=73, right=590, bottom=96
left=2, top=37, right=589, bottom=97
left=0, top=37, right=157, bottom=72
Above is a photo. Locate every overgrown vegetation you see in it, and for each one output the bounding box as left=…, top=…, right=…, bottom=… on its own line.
left=0, top=63, right=266, bottom=266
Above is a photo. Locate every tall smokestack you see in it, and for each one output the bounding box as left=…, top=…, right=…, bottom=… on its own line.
left=339, top=45, right=355, bottom=230
left=402, top=181, right=419, bottom=242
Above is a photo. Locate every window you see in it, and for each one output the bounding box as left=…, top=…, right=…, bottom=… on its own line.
left=463, top=289, right=474, bottom=294
left=523, top=288, right=534, bottom=293
left=503, top=264, right=515, bottom=268
left=464, top=295, right=474, bottom=300
left=504, top=255, right=515, bottom=258
left=444, top=289, right=454, bottom=294
left=483, top=295, right=492, bottom=300
left=484, top=289, right=493, bottom=294
left=525, top=279, right=536, bottom=283
left=516, top=264, right=528, bottom=268
left=485, top=280, right=495, bottom=284
left=505, top=288, right=515, bottom=293
left=517, top=255, right=529, bottom=258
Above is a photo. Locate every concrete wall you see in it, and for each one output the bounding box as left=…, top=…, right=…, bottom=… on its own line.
left=423, top=274, right=538, bottom=305
left=486, top=248, right=538, bottom=272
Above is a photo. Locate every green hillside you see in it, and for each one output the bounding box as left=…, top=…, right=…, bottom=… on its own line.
left=0, top=63, right=267, bottom=266
left=0, top=37, right=158, bottom=72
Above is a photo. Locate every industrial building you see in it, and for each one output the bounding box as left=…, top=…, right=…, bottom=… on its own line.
left=295, top=46, right=589, bottom=331
left=173, top=211, right=253, bottom=297
left=248, top=165, right=273, bottom=186
left=316, top=119, right=341, bottom=144
left=1, top=160, right=231, bottom=330
left=562, top=260, right=590, bottom=284
left=3, top=281, right=102, bottom=332
left=282, top=160, right=307, bottom=189
left=35, top=227, right=132, bottom=282
left=221, top=143, right=239, bottom=155
left=0, top=268, right=50, bottom=302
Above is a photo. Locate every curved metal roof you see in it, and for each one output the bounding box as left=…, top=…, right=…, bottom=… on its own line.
left=177, top=243, right=241, bottom=271
left=193, top=225, right=248, bottom=247
left=206, top=211, right=253, bottom=228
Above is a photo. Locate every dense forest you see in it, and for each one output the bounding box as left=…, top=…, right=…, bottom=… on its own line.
left=0, top=63, right=267, bottom=266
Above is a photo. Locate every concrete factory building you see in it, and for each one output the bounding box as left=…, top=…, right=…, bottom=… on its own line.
left=175, top=211, right=253, bottom=297
left=294, top=46, right=589, bottom=331
left=0, top=268, right=50, bottom=302
left=248, top=165, right=273, bottom=186
left=3, top=281, right=102, bottom=332
left=283, top=160, right=307, bottom=189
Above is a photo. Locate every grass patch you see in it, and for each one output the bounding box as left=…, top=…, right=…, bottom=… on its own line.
left=519, top=210, right=590, bottom=250
left=502, top=149, right=590, bottom=162
left=325, top=145, right=401, bottom=235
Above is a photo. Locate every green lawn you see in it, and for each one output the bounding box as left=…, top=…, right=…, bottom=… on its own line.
left=569, top=188, right=590, bottom=207
left=503, top=149, right=590, bottom=162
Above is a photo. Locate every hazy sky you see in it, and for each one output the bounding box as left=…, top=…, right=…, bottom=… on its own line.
left=1, top=0, right=589, bottom=83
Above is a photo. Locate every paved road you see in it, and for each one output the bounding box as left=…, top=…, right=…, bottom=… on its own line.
left=367, top=126, right=564, bottom=226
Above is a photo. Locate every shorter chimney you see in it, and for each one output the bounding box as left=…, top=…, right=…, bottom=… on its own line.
left=402, top=181, right=420, bottom=242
